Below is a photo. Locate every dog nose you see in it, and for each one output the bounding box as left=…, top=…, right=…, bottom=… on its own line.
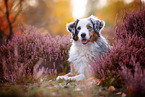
left=81, top=33, right=86, bottom=38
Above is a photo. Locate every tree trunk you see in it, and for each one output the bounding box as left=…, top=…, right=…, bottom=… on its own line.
left=4, top=0, right=13, bottom=42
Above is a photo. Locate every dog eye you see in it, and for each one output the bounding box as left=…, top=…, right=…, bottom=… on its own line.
left=87, top=26, right=92, bottom=29
left=77, top=26, right=81, bottom=30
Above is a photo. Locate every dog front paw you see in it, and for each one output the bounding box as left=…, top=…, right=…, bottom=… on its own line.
left=67, top=77, right=76, bottom=81
left=56, top=76, right=76, bottom=82
left=56, top=76, right=68, bottom=81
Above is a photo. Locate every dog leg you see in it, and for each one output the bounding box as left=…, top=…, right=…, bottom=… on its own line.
left=56, top=72, right=74, bottom=81
left=68, top=74, right=85, bottom=81
left=56, top=73, right=85, bottom=81
left=56, top=76, right=69, bottom=81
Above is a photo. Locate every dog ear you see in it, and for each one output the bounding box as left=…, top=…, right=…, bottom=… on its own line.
left=66, top=19, right=79, bottom=35
left=89, top=15, right=105, bottom=36
left=66, top=19, right=79, bottom=41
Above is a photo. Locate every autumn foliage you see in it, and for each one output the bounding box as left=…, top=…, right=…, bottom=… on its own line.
left=0, top=0, right=23, bottom=41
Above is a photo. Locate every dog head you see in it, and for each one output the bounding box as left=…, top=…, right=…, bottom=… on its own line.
left=66, top=15, right=105, bottom=45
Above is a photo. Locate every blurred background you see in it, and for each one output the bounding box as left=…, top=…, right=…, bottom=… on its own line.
left=0, top=0, right=144, bottom=45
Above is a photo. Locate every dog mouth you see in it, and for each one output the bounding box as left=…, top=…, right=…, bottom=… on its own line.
left=81, top=39, right=90, bottom=45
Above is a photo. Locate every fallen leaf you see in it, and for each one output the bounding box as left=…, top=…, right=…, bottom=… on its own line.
left=108, top=86, right=115, bottom=92
left=74, top=88, right=81, bottom=91
left=58, top=73, right=66, bottom=76
left=122, top=92, right=126, bottom=97
left=116, top=92, right=122, bottom=94
left=87, top=77, right=96, bottom=81
left=48, top=80, right=52, bottom=82
left=128, top=86, right=133, bottom=95
left=64, top=72, right=73, bottom=77
left=49, top=87, right=54, bottom=90
left=37, top=92, right=42, bottom=97
left=97, top=79, right=105, bottom=85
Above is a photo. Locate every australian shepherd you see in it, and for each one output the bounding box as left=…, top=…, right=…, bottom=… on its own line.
left=56, top=15, right=109, bottom=81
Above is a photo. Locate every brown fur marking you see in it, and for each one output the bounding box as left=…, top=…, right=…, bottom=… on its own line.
left=86, top=23, right=90, bottom=27
left=90, top=32, right=98, bottom=42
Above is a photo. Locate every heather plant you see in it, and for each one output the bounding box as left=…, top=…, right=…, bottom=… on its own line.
left=93, top=9, right=145, bottom=89
left=115, top=9, right=145, bottom=39
left=121, top=61, right=145, bottom=97
left=93, top=36, right=145, bottom=87
left=0, top=25, right=71, bottom=83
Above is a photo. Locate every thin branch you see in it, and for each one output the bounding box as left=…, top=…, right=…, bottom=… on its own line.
left=11, top=0, right=23, bottom=23
left=5, top=0, right=11, bottom=25
left=4, top=0, right=13, bottom=41
left=11, top=8, right=21, bottom=23
left=140, top=0, right=142, bottom=11
left=10, top=0, right=16, bottom=11
left=12, top=0, right=22, bottom=11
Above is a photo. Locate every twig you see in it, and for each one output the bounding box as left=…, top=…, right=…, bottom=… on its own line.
left=11, top=0, right=23, bottom=23
left=4, top=0, right=13, bottom=41
left=10, top=0, right=16, bottom=11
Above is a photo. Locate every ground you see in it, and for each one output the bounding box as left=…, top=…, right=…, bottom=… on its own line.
left=0, top=77, right=127, bottom=97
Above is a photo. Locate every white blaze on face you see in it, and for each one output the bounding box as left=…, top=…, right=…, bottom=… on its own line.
left=76, top=18, right=93, bottom=44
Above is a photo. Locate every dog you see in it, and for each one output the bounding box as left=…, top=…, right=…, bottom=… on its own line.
left=56, top=15, right=109, bottom=81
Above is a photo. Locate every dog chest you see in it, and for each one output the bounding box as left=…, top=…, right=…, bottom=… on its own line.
left=68, top=43, right=96, bottom=74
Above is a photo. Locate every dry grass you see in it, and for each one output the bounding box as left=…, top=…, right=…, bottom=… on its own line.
left=0, top=77, right=126, bottom=97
